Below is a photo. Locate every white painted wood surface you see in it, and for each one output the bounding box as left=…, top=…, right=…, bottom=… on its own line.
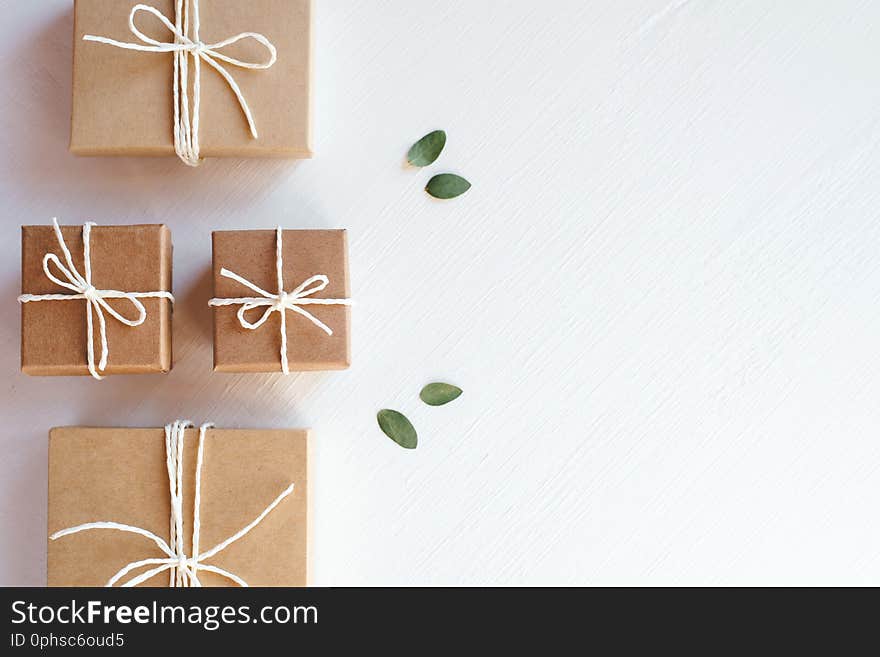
left=1, top=0, right=879, bottom=586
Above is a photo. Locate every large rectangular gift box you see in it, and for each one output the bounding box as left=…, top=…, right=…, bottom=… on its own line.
left=48, top=424, right=310, bottom=587
left=71, top=0, right=313, bottom=159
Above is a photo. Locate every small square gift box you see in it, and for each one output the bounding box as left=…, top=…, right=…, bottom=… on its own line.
left=71, top=0, right=313, bottom=165
left=48, top=421, right=310, bottom=587
left=19, top=220, right=173, bottom=378
left=210, top=227, right=352, bottom=373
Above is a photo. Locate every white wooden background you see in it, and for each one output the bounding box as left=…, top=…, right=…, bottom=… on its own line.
left=1, top=0, right=879, bottom=586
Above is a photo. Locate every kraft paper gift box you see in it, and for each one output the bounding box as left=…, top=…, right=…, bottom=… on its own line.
left=211, top=228, right=352, bottom=373
left=70, top=0, right=313, bottom=160
left=48, top=424, right=311, bottom=587
left=20, top=222, right=173, bottom=377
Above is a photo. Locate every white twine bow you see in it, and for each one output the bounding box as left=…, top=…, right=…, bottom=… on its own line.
left=17, top=219, right=174, bottom=380
left=84, top=0, right=277, bottom=166
left=209, top=227, right=352, bottom=374
left=50, top=421, right=296, bottom=588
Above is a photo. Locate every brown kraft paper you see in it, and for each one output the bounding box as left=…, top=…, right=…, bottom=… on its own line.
left=70, top=0, right=313, bottom=158
left=20, top=223, right=172, bottom=376
left=48, top=426, right=310, bottom=587
left=212, top=229, right=351, bottom=372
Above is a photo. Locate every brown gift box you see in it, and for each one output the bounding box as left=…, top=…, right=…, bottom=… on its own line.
left=71, top=0, right=313, bottom=158
left=48, top=426, right=310, bottom=587
left=212, top=229, right=351, bottom=372
left=20, top=223, right=173, bottom=376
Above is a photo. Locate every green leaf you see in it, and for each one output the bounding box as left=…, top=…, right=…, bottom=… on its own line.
left=426, top=173, right=471, bottom=199
left=420, top=382, right=463, bottom=406
left=377, top=409, right=418, bottom=449
left=407, top=130, right=447, bottom=167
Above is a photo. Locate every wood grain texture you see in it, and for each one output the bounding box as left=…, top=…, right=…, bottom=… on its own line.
left=1, top=0, right=880, bottom=585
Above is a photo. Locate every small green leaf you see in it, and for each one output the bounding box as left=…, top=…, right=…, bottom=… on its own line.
left=426, top=173, right=471, bottom=199
left=420, top=382, right=463, bottom=406
left=377, top=409, right=418, bottom=449
left=407, top=130, right=447, bottom=167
